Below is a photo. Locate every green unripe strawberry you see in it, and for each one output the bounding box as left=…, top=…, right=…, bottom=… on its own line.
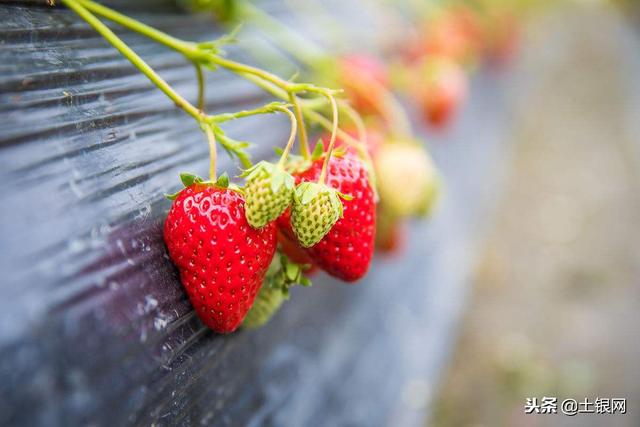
left=243, top=252, right=311, bottom=329
left=242, top=161, right=295, bottom=229
left=242, top=282, right=286, bottom=328
left=291, top=182, right=347, bottom=248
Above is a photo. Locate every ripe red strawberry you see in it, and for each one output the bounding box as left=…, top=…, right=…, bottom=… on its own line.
left=417, top=57, right=468, bottom=129
left=376, top=214, right=406, bottom=255
left=164, top=182, right=277, bottom=333
left=279, top=155, right=376, bottom=282
left=336, top=54, right=389, bottom=114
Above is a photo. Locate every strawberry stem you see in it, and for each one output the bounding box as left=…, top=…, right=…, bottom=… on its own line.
left=70, top=0, right=309, bottom=94
left=288, top=93, right=310, bottom=160
left=208, top=102, right=287, bottom=123
left=194, top=62, right=205, bottom=111
left=68, top=0, right=332, bottom=160
left=337, top=101, right=368, bottom=145
left=276, top=107, right=298, bottom=169
left=217, top=0, right=413, bottom=138
left=238, top=73, right=367, bottom=163
left=204, top=124, right=217, bottom=181
left=318, top=91, right=339, bottom=184
left=61, top=0, right=202, bottom=122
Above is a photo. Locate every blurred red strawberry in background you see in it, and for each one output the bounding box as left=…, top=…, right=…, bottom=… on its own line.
left=336, top=54, right=390, bottom=114
left=414, top=56, right=468, bottom=129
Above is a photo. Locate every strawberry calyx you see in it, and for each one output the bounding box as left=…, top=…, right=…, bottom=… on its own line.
left=240, top=160, right=296, bottom=228
left=242, top=251, right=312, bottom=329
left=164, top=171, right=240, bottom=200
left=241, top=161, right=295, bottom=195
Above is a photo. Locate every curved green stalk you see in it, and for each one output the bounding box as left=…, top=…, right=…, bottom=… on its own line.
left=61, top=0, right=202, bottom=121
left=317, top=92, right=339, bottom=184
left=288, top=92, right=310, bottom=160
left=204, top=124, right=217, bottom=181
left=276, top=107, right=298, bottom=168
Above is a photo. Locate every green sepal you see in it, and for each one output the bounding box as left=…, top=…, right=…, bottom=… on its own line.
left=338, top=192, right=353, bottom=201
left=271, top=168, right=295, bottom=194
left=240, top=160, right=273, bottom=180
left=164, top=191, right=181, bottom=201
left=332, top=146, right=348, bottom=158
left=166, top=172, right=205, bottom=200
left=295, top=182, right=345, bottom=214
left=327, top=189, right=344, bottom=218
left=311, top=139, right=325, bottom=160
left=295, top=182, right=322, bottom=205
left=272, top=253, right=313, bottom=297
left=215, top=172, right=230, bottom=188
left=180, top=172, right=202, bottom=187
left=242, top=251, right=312, bottom=329
left=240, top=161, right=295, bottom=194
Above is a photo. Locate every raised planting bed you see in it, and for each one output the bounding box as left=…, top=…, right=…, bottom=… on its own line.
left=0, top=2, right=513, bottom=426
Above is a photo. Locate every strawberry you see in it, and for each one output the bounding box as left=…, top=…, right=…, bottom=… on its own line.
left=241, top=161, right=295, bottom=228
left=291, top=182, right=345, bottom=247
left=427, top=7, right=482, bottom=66
left=336, top=54, right=389, bottom=114
left=375, top=207, right=406, bottom=254
left=243, top=251, right=311, bottom=329
left=416, top=57, right=468, bottom=129
left=164, top=174, right=277, bottom=334
left=279, top=155, right=376, bottom=282
left=374, top=141, right=439, bottom=217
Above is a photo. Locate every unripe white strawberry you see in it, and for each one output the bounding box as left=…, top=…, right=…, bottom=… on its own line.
left=374, top=141, right=440, bottom=218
